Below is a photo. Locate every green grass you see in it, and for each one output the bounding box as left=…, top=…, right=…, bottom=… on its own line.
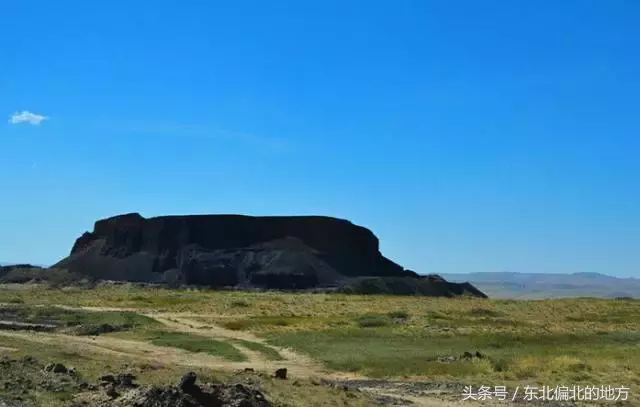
left=148, top=331, right=247, bottom=362
left=268, top=328, right=488, bottom=377
left=357, top=314, right=390, bottom=328
left=230, top=299, right=251, bottom=308
left=59, top=309, right=158, bottom=330
left=221, top=315, right=294, bottom=331
left=267, top=328, right=640, bottom=384
left=0, top=305, right=159, bottom=334
left=468, top=307, right=505, bottom=317
left=2, top=284, right=640, bottom=398
left=387, top=310, right=410, bottom=319
left=230, top=339, right=285, bottom=361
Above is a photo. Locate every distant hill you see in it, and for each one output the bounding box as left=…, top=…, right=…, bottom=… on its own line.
left=0, top=262, right=47, bottom=268
left=442, top=272, right=640, bottom=299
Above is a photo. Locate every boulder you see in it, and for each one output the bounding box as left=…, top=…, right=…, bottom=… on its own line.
left=274, top=368, right=287, bottom=380
left=44, top=363, right=68, bottom=374
left=178, top=372, right=197, bottom=392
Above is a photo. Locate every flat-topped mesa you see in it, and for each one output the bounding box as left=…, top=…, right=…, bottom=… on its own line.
left=54, top=212, right=487, bottom=297
left=57, top=213, right=414, bottom=284
left=69, top=212, right=410, bottom=275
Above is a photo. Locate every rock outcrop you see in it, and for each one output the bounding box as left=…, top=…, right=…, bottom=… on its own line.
left=72, top=370, right=271, bottom=407
left=53, top=213, right=487, bottom=297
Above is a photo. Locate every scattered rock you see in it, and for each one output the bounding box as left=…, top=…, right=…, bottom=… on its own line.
left=137, top=362, right=164, bottom=372
left=99, top=373, right=137, bottom=388
left=73, top=374, right=272, bottom=407
left=1, top=357, right=85, bottom=405
left=461, top=351, right=486, bottom=360
left=375, top=395, right=413, bottom=405
left=53, top=363, right=68, bottom=374
left=274, top=368, right=287, bottom=380
left=105, top=386, right=119, bottom=399
left=99, top=375, right=116, bottom=386
left=178, top=372, right=197, bottom=392
left=117, top=373, right=137, bottom=388
left=44, top=363, right=68, bottom=373
left=73, top=323, right=120, bottom=336
left=0, top=320, right=58, bottom=332
left=437, top=355, right=457, bottom=363
left=438, top=351, right=486, bottom=363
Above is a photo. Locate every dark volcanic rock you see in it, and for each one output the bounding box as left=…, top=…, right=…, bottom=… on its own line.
left=274, top=368, right=287, bottom=380
left=55, top=214, right=409, bottom=285
left=73, top=372, right=271, bottom=407
left=44, top=363, right=68, bottom=373
left=53, top=213, right=487, bottom=297
left=178, top=372, right=197, bottom=392
left=339, top=276, right=488, bottom=298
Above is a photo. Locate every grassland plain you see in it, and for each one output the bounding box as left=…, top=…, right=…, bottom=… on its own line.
left=0, top=284, right=639, bottom=406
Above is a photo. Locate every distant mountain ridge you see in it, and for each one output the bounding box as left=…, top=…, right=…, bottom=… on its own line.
left=442, top=272, right=640, bottom=299
left=0, top=262, right=47, bottom=268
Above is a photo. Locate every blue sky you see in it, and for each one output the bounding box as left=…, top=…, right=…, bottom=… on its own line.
left=1, top=1, right=639, bottom=277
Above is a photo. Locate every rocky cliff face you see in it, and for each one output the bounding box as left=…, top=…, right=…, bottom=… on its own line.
left=54, top=213, right=486, bottom=297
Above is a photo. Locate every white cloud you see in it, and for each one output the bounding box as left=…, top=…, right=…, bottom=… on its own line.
left=9, top=111, right=48, bottom=125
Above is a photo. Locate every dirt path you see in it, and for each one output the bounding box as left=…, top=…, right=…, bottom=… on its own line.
left=150, top=314, right=327, bottom=376
left=0, top=316, right=327, bottom=379
left=0, top=303, right=334, bottom=378
left=0, top=330, right=284, bottom=373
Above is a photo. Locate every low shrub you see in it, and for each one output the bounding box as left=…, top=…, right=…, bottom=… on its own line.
left=358, top=315, right=390, bottom=328
left=387, top=310, right=409, bottom=319
left=230, top=300, right=250, bottom=308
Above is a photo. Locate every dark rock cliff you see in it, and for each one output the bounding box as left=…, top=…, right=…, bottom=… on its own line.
left=53, top=213, right=487, bottom=297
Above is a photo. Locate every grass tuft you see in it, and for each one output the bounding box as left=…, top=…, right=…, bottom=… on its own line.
left=357, top=315, right=390, bottom=328
left=230, top=300, right=251, bottom=308
left=387, top=310, right=409, bottom=319
left=230, top=339, right=284, bottom=361
left=469, top=307, right=504, bottom=317
left=149, top=331, right=247, bottom=362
